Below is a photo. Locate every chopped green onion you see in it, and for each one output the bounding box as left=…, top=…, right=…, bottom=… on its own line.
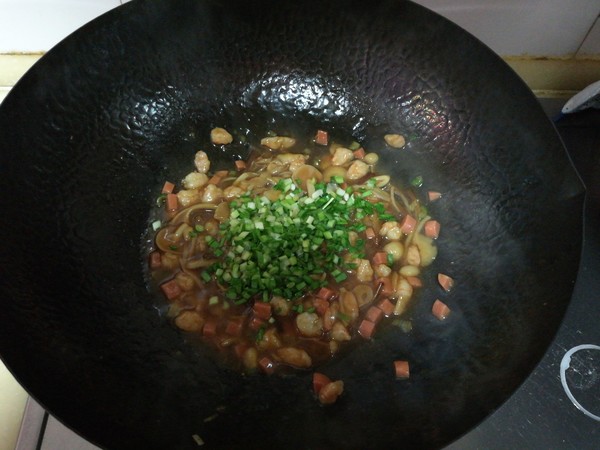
left=156, top=193, right=167, bottom=207
left=205, top=177, right=376, bottom=304
left=387, top=253, right=394, bottom=266
left=331, top=269, right=348, bottom=282
left=337, top=312, right=350, bottom=322
left=201, top=271, right=212, bottom=282
left=392, top=319, right=413, bottom=333
left=410, top=175, right=424, bottom=187
left=256, top=327, right=266, bottom=342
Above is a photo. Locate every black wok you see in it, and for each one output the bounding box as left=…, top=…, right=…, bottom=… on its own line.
left=0, top=0, right=584, bottom=448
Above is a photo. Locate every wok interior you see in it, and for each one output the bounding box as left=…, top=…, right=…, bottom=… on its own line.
left=0, top=0, right=584, bottom=448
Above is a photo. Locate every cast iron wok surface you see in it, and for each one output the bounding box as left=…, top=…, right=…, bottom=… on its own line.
left=0, top=0, right=584, bottom=448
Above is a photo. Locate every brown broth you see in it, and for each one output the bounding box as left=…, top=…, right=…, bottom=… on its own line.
left=147, top=128, right=438, bottom=375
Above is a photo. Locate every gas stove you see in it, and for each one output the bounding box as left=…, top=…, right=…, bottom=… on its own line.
left=13, top=99, right=600, bottom=450
left=447, top=101, right=600, bottom=449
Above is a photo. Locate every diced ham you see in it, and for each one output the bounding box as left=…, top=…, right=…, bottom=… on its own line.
left=234, top=160, right=246, bottom=171
left=149, top=251, right=162, bottom=269
left=358, top=319, right=376, bottom=339
left=372, top=251, right=389, bottom=266
left=258, top=356, right=275, bottom=375
left=438, top=273, right=454, bottom=292
left=317, top=287, right=336, bottom=301
left=424, top=220, right=440, bottom=239
left=203, top=320, right=217, bottom=337
left=166, top=193, right=178, bottom=211
left=312, top=372, right=332, bottom=395
left=432, top=299, right=451, bottom=320
left=377, top=298, right=395, bottom=316
left=375, top=277, right=393, bottom=297
left=253, top=302, right=272, bottom=320
left=215, top=170, right=229, bottom=177
left=394, top=360, right=410, bottom=379
left=160, top=279, right=181, bottom=301
left=315, top=130, right=329, bottom=146
left=400, top=215, right=417, bottom=234
left=225, top=320, right=243, bottom=336
left=427, top=191, right=442, bottom=202
left=353, top=147, right=366, bottom=159
left=162, top=181, right=175, bottom=194
left=365, top=306, right=384, bottom=324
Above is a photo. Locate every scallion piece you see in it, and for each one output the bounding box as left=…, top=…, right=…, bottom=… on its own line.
left=204, top=176, right=382, bottom=303
left=410, top=175, right=424, bottom=187
left=156, top=193, right=167, bottom=207
left=387, top=253, right=395, bottom=266
left=201, top=271, right=212, bottom=283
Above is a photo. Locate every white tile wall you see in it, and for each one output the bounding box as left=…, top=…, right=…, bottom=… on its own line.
left=0, top=0, right=122, bottom=53
left=0, top=0, right=598, bottom=56
left=578, top=16, right=600, bottom=56
left=415, top=0, right=600, bottom=56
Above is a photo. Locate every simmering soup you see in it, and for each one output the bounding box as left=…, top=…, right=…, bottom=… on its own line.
left=147, top=126, right=445, bottom=402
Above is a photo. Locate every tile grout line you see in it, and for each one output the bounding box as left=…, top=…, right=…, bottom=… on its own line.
left=574, top=14, right=600, bottom=57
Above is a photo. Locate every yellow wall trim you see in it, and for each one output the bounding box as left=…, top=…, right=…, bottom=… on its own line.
left=503, top=57, right=600, bottom=93
left=2, top=54, right=599, bottom=98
